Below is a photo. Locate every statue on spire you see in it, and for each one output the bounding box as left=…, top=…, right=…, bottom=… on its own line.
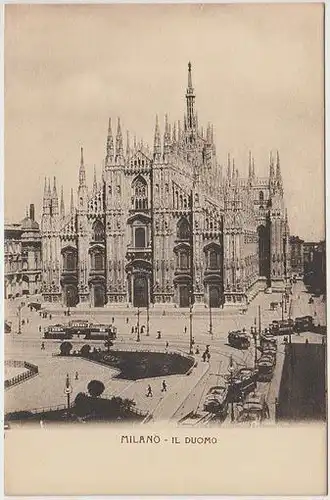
left=79, top=147, right=86, bottom=187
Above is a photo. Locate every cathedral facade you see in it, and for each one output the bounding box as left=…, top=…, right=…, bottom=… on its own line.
left=41, top=63, right=290, bottom=309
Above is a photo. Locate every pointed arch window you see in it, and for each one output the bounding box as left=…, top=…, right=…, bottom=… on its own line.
left=135, top=227, right=146, bottom=248
left=177, top=218, right=190, bottom=240
left=63, top=249, right=77, bottom=272
left=92, top=220, right=104, bottom=242
left=91, top=249, right=104, bottom=271
left=132, top=176, right=148, bottom=210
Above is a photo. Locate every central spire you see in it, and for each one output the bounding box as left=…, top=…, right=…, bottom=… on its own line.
left=185, top=61, right=196, bottom=130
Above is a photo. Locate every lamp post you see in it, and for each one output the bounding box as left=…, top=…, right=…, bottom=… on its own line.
left=146, top=301, right=150, bottom=337
left=251, top=326, right=258, bottom=370
left=64, top=373, right=73, bottom=411
left=281, top=295, right=284, bottom=321
left=17, top=303, right=23, bottom=335
left=136, top=306, right=140, bottom=342
left=209, top=292, right=213, bottom=338
left=228, top=355, right=235, bottom=423
left=189, top=287, right=193, bottom=354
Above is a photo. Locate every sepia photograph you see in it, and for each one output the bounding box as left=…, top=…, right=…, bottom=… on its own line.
left=3, top=3, right=327, bottom=496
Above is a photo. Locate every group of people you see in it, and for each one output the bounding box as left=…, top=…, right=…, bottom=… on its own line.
left=146, top=380, right=167, bottom=397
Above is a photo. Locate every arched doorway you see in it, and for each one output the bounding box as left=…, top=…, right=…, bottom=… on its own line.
left=209, top=285, right=221, bottom=308
left=179, top=285, right=190, bottom=308
left=133, top=275, right=148, bottom=307
left=64, top=284, right=78, bottom=307
left=93, top=283, right=105, bottom=307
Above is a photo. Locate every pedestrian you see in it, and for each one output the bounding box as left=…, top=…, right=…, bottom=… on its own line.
left=157, top=331, right=161, bottom=339
left=184, top=326, right=187, bottom=334
left=131, top=326, right=135, bottom=334
left=75, top=371, right=79, bottom=380
left=112, top=317, right=114, bottom=324
left=146, top=384, right=153, bottom=397
left=26, top=318, right=29, bottom=324
left=161, top=380, right=167, bottom=392
left=41, top=342, right=45, bottom=350
left=202, top=352, right=206, bottom=362
left=141, top=325, right=145, bottom=334
left=165, top=341, right=169, bottom=349
left=305, top=338, right=309, bottom=347
left=38, top=325, right=41, bottom=333
left=191, top=337, right=195, bottom=346
left=126, top=317, right=129, bottom=324
left=195, top=346, right=200, bottom=355
left=207, top=352, right=211, bottom=362
left=49, top=314, right=52, bottom=320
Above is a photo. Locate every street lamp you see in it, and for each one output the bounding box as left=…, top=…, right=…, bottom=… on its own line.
left=228, top=355, right=235, bottom=423
left=17, top=303, right=23, bottom=335
left=136, top=307, right=140, bottom=342
left=209, top=292, right=213, bottom=338
left=189, top=286, right=193, bottom=354
left=146, top=301, right=150, bottom=336
left=64, top=373, right=73, bottom=411
left=251, top=326, right=258, bottom=370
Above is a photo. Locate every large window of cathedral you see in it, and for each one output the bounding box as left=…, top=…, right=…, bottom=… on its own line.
left=92, top=220, right=105, bottom=242
left=177, top=218, right=190, bottom=241
left=132, top=176, right=148, bottom=211
left=63, top=249, right=77, bottom=272
left=135, top=227, right=146, bottom=248
left=91, top=249, right=104, bottom=271
left=208, top=249, right=220, bottom=270
left=177, top=249, right=190, bottom=270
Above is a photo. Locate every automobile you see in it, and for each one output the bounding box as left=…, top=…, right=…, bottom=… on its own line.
left=227, top=367, right=258, bottom=402
left=257, top=356, right=275, bottom=382
left=260, top=334, right=277, bottom=349
left=28, top=302, right=42, bottom=311
left=228, top=330, right=250, bottom=350
left=294, top=316, right=314, bottom=333
left=262, top=344, right=277, bottom=356
left=236, top=393, right=270, bottom=424
left=203, top=386, right=229, bottom=416
left=270, top=319, right=294, bottom=336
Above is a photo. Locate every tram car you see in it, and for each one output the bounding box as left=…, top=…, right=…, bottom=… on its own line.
left=44, top=324, right=73, bottom=340
left=294, top=316, right=314, bottom=333
left=227, top=330, right=250, bottom=350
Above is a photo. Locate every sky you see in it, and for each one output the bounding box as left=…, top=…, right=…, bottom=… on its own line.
left=4, top=3, right=324, bottom=241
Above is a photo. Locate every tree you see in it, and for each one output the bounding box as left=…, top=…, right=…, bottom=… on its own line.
left=74, top=392, right=91, bottom=417
left=80, top=344, right=91, bottom=357
left=60, top=341, right=73, bottom=356
left=87, top=380, right=105, bottom=398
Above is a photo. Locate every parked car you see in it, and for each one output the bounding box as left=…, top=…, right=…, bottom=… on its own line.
left=228, top=330, right=250, bottom=350
left=294, top=316, right=314, bottom=333
left=203, top=386, right=229, bottom=416
left=227, top=367, right=258, bottom=402
left=237, top=393, right=270, bottom=424
left=270, top=319, right=294, bottom=336
left=257, top=355, right=275, bottom=382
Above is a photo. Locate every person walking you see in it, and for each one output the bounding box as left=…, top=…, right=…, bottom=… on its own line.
left=131, top=326, right=135, bottom=334
left=75, top=371, right=79, bottom=380
left=38, top=325, right=42, bottom=333
left=184, top=325, right=187, bottom=334
left=146, top=384, right=153, bottom=397
left=165, top=341, right=169, bottom=349
left=126, top=317, right=129, bottom=324
left=157, top=331, right=161, bottom=339
left=161, top=380, right=167, bottom=392
left=41, top=342, right=45, bottom=350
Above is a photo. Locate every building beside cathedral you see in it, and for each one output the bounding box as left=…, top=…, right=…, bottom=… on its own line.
left=40, top=63, right=290, bottom=309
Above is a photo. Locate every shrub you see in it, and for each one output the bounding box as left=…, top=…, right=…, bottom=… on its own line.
left=74, top=392, right=92, bottom=417
left=80, top=344, right=91, bottom=357
left=87, top=380, right=105, bottom=398
left=59, top=341, right=73, bottom=356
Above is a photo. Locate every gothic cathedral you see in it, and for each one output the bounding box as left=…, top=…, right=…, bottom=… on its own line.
left=41, top=63, right=290, bottom=309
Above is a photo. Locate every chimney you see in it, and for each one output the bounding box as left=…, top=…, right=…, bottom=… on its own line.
left=29, top=203, right=35, bottom=221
